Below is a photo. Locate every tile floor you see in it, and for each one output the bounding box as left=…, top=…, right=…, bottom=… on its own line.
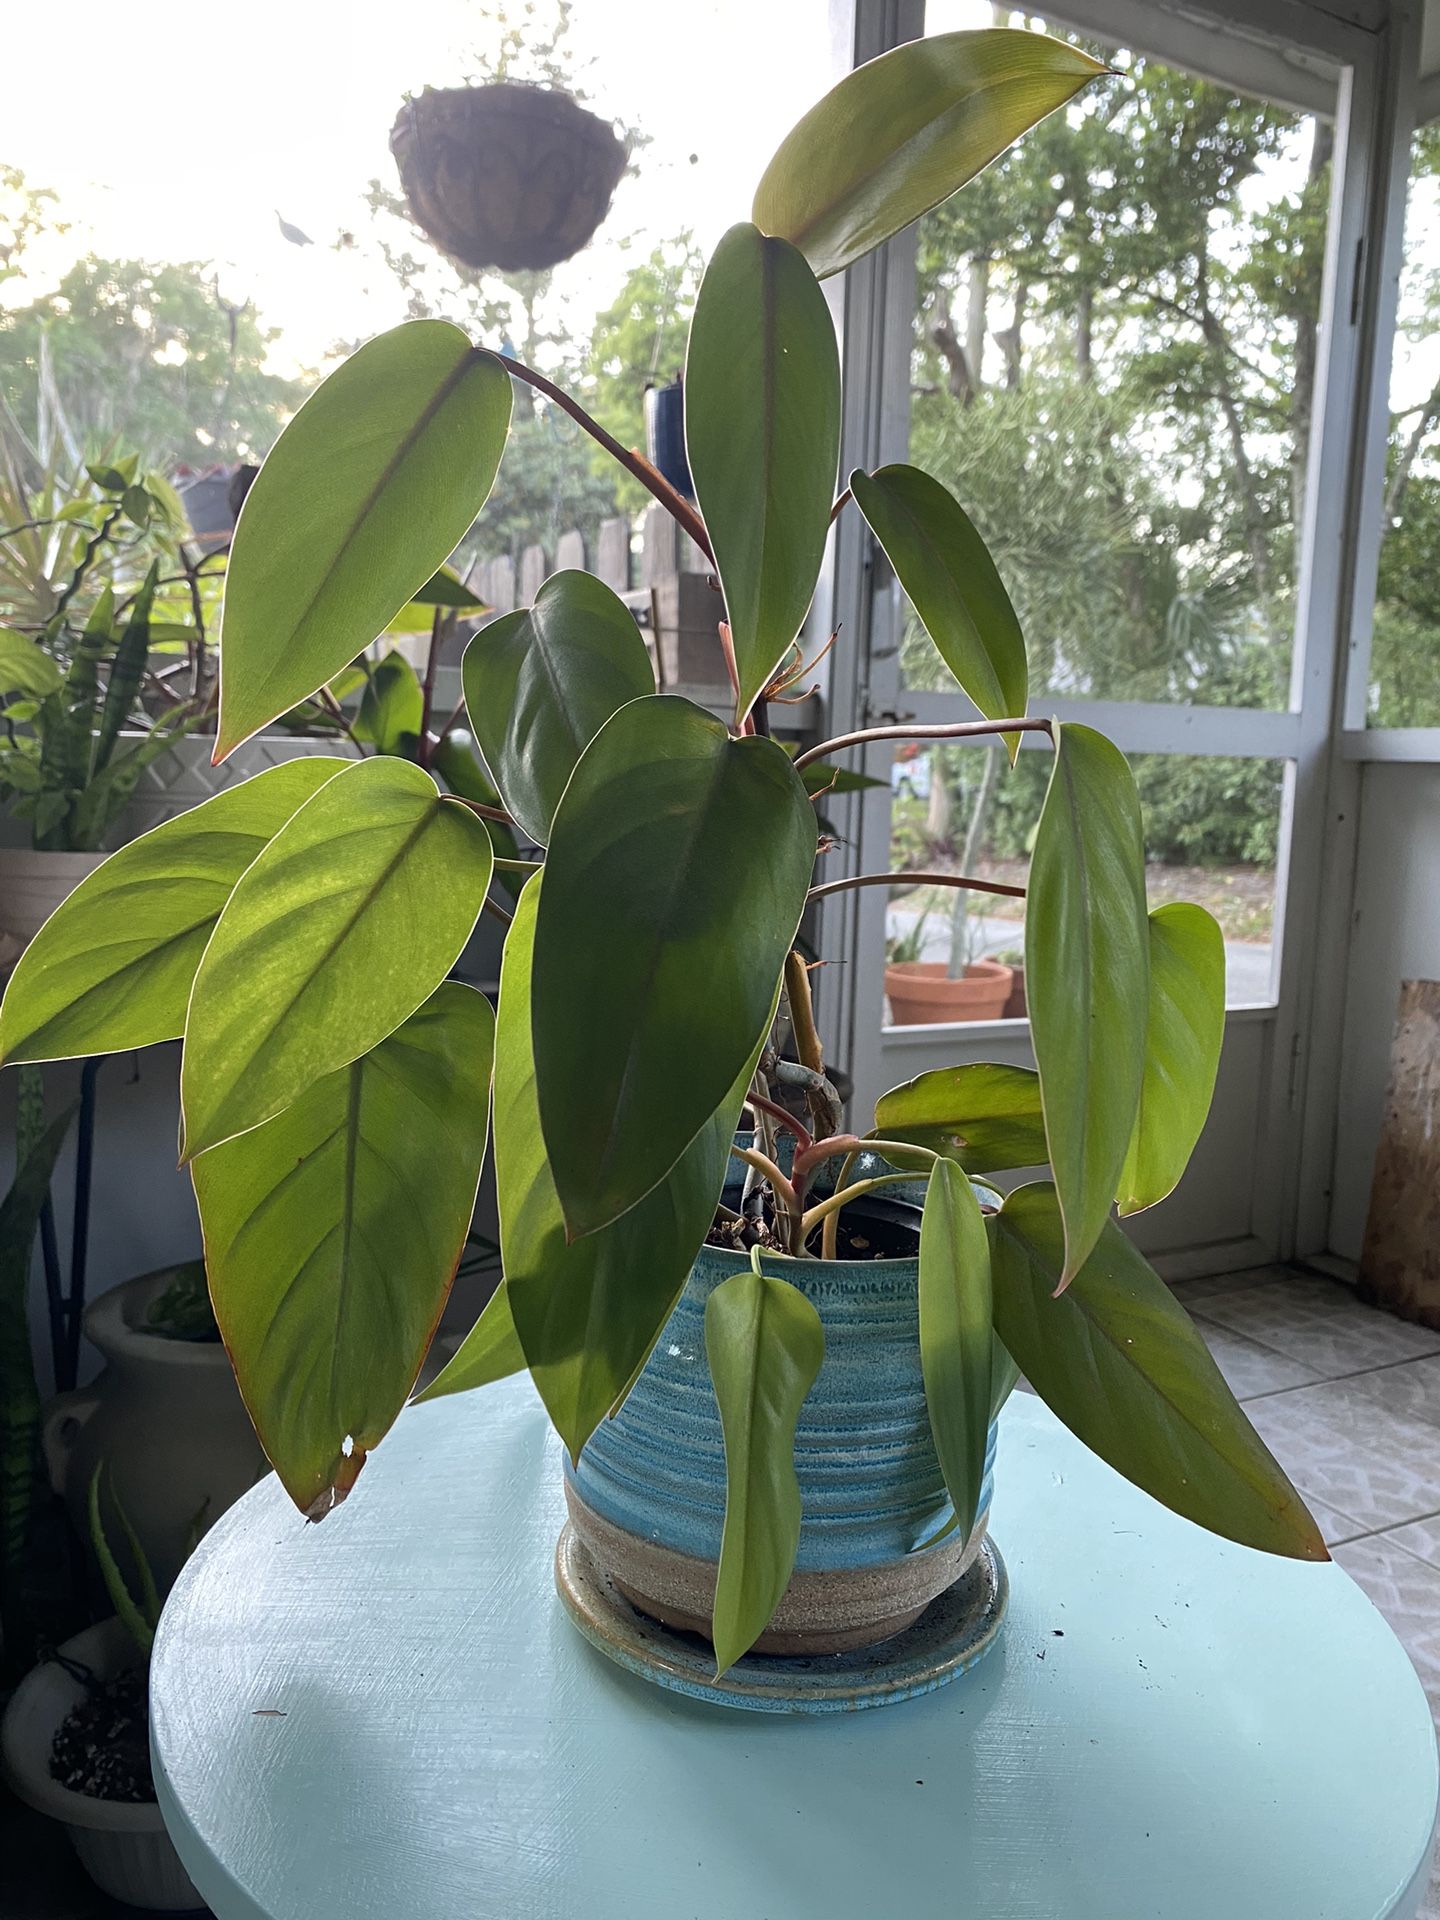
left=1173, top=1265, right=1440, bottom=1918
left=5, top=1264, right=1440, bottom=1917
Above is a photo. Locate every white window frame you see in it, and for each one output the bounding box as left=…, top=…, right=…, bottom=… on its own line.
left=816, top=0, right=1416, bottom=1266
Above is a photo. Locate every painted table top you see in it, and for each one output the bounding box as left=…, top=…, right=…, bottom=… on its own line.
left=151, top=1378, right=1438, bottom=1920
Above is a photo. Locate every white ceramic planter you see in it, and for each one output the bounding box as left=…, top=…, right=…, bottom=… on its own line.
left=0, top=848, right=107, bottom=949
left=0, top=1618, right=204, bottom=1912
left=44, top=1267, right=268, bottom=1595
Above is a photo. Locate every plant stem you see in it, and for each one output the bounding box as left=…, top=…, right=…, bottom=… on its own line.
left=784, top=951, right=824, bottom=1074
left=480, top=891, right=513, bottom=928
left=746, top=1089, right=813, bottom=1156
left=801, top=1173, right=919, bottom=1241
left=499, top=355, right=714, bottom=563
left=828, top=485, right=853, bottom=526
left=728, top=1143, right=801, bottom=1217
left=451, top=794, right=519, bottom=827
left=808, top=869, right=1026, bottom=905
left=793, top=715, right=1052, bottom=771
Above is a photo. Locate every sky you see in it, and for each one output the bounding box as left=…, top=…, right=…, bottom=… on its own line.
left=1, top=0, right=850, bottom=374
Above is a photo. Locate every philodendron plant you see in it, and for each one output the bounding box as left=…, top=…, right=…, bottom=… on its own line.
left=0, top=28, right=1325, bottom=1672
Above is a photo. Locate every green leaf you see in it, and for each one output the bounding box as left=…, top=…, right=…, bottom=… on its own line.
left=849, top=465, right=1027, bottom=759
left=88, top=1469, right=155, bottom=1654
left=752, top=27, right=1107, bottom=279
left=533, top=694, right=816, bottom=1237
left=66, top=706, right=207, bottom=853
left=705, top=1258, right=825, bottom=1673
left=414, top=1282, right=525, bottom=1405
left=1026, top=723, right=1148, bottom=1283
left=411, top=566, right=486, bottom=610
left=796, top=760, right=886, bottom=797
left=180, top=755, right=493, bottom=1159
left=1, top=1102, right=77, bottom=1638
left=990, top=1184, right=1326, bottom=1560
left=353, top=650, right=423, bottom=756
left=462, top=570, right=654, bottom=844
left=685, top=223, right=840, bottom=724
left=94, top=562, right=158, bottom=773
left=1119, top=904, right=1226, bottom=1216
left=429, top=728, right=524, bottom=888
left=874, top=1061, right=1047, bottom=1173
left=85, top=463, right=128, bottom=493
left=121, top=484, right=151, bottom=529
left=0, top=757, right=348, bottom=1065
left=216, top=320, right=511, bottom=757
left=193, top=982, right=494, bottom=1516
left=494, top=878, right=776, bottom=1459
left=919, top=1161, right=992, bottom=1542
left=0, top=629, right=62, bottom=699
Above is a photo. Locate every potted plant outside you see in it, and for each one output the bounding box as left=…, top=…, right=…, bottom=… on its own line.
left=884, top=893, right=1013, bottom=1024
left=0, top=27, right=1326, bottom=1706
left=1, top=1475, right=204, bottom=1911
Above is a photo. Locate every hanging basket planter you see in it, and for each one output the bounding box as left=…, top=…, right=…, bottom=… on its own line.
left=390, top=83, right=628, bottom=273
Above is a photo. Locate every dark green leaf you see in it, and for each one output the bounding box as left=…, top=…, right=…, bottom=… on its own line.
left=121, top=485, right=151, bottom=529
left=919, top=1161, right=992, bottom=1542
left=752, top=28, right=1107, bottom=278
left=533, top=694, right=816, bottom=1237
left=85, top=464, right=128, bottom=493
left=66, top=707, right=207, bottom=853
left=353, top=650, right=423, bottom=757
left=706, top=1259, right=825, bottom=1673
left=181, top=755, right=493, bottom=1158
left=193, top=982, right=494, bottom=1516
left=414, top=1282, right=525, bottom=1404
left=991, top=1183, right=1326, bottom=1559
left=685, top=223, right=840, bottom=723
left=462, top=570, right=654, bottom=844
left=1119, top=904, right=1226, bottom=1216
left=496, top=878, right=775, bottom=1459
left=0, top=756, right=347, bottom=1066
left=216, top=320, right=511, bottom=756
left=1, top=1101, right=77, bottom=1643
left=873, top=1061, right=1047, bottom=1172
left=0, top=630, right=62, bottom=699
left=1026, top=723, right=1148, bottom=1283
left=850, top=465, right=1026, bottom=757
left=430, top=728, right=524, bottom=890
left=94, top=563, right=159, bottom=773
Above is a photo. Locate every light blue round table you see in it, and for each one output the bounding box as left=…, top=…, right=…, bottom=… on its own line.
left=150, top=1378, right=1438, bottom=1919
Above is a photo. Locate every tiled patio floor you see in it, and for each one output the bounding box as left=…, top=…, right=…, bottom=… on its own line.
left=6, top=1265, right=1439, bottom=1917
left=1173, top=1266, right=1440, bottom=1918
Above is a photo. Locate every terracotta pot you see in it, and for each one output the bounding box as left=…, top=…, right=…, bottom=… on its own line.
left=42, top=1269, right=267, bottom=1595
left=0, top=1618, right=203, bottom=1911
left=390, top=83, right=627, bottom=272
left=564, top=1189, right=1001, bottom=1659
left=885, top=958, right=1013, bottom=1026
left=1002, top=965, right=1027, bottom=1020
left=0, top=849, right=106, bottom=954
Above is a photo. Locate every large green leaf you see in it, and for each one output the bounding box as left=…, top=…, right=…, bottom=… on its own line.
left=352, top=650, right=423, bottom=756
left=181, top=756, right=493, bottom=1159
left=850, top=465, right=1026, bottom=759
left=752, top=28, right=1107, bottom=279
left=1119, top=904, right=1226, bottom=1216
left=414, top=1282, right=525, bottom=1405
left=462, top=570, right=654, bottom=844
left=873, top=1061, right=1047, bottom=1173
left=0, top=757, right=347, bottom=1066
left=1026, top=723, right=1148, bottom=1284
left=0, top=629, right=62, bottom=699
left=991, top=1184, right=1325, bottom=1558
left=705, top=1260, right=825, bottom=1674
left=919, top=1161, right=993, bottom=1543
left=685, top=223, right=840, bottom=724
left=533, top=695, right=816, bottom=1237
left=193, top=982, right=494, bottom=1516
left=216, top=321, right=511, bottom=757
left=495, top=878, right=774, bottom=1459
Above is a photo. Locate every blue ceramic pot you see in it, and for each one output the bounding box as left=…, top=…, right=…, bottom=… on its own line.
left=565, top=1186, right=999, bottom=1655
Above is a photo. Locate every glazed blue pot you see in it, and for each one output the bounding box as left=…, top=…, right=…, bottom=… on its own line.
left=565, top=1182, right=1000, bottom=1656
